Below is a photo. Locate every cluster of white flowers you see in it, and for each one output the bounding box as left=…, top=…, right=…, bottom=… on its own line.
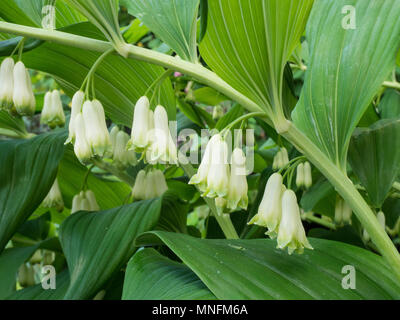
left=189, top=134, right=248, bottom=212
left=296, top=161, right=312, bottom=189
left=334, top=196, right=353, bottom=226
left=272, top=147, right=289, bottom=170
left=249, top=173, right=313, bottom=254
left=40, top=90, right=65, bottom=128
left=42, top=178, right=64, bottom=212
left=129, top=96, right=178, bottom=164
left=109, top=126, right=137, bottom=169
left=71, top=189, right=100, bottom=213
left=67, top=91, right=111, bottom=164
left=131, top=169, right=168, bottom=200
left=0, top=58, right=35, bottom=115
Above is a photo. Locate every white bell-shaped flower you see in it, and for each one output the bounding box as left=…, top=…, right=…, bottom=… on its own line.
left=113, top=130, right=131, bottom=169
left=189, top=134, right=218, bottom=192
left=154, top=169, right=168, bottom=197
left=82, top=100, right=111, bottom=156
left=296, top=163, right=305, bottom=188
left=0, top=57, right=14, bottom=109
left=363, top=211, right=386, bottom=242
left=132, top=170, right=146, bottom=200
left=147, top=105, right=178, bottom=164
left=130, top=96, right=151, bottom=152
left=85, top=190, right=100, bottom=211
left=73, top=112, right=93, bottom=164
left=303, top=161, right=312, bottom=189
left=71, top=193, right=83, bottom=214
left=144, top=170, right=157, bottom=199
left=13, top=61, right=35, bottom=115
left=42, top=178, right=64, bottom=212
left=109, top=126, right=120, bottom=156
left=277, top=190, right=313, bottom=254
left=248, top=173, right=284, bottom=238
left=204, top=135, right=230, bottom=198
left=66, top=91, right=85, bottom=144
left=227, top=148, right=248, bottom=210
left=41, top=90, right=65, bottom=128
left=342, top=200, right=352, bottom=224
left=334, top=197, right=343, bottom=225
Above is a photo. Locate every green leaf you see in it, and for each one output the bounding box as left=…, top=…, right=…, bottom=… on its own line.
left=0, top=246, right=38, bottom=299
left=157, top=192, right=189, bottom=234
left=122, top=19, right=149, bottom=44
left=22, top=23, right=176, bottom=124
left=379, top=89, right=400, bottom=120
left=292, top=0, right=400, bottom=170
left=59, top=199, right=162, bottom=300
left=5, top=269, right=70, bottom=300
left=122, top=248, right=216, bottom=300
left=0, top=110, right=28, bottom=138
left=215, top=104, right=244, bottom=131
left=348, top=119, right=400, bottom=208
left=0, top=0, right=85, bottom=28
left=0, top=131, right=66, bottom=253
left=58, top=146, right=131, bottom=210
left=300, top=178, right=336, bottom=218
left=121, top=0, right=200, bottom=62
left=137, top=231, right=400, bottom=299
left=193, top=87, right=228, bottom=106
left=200, top=0, right=313, bottom=116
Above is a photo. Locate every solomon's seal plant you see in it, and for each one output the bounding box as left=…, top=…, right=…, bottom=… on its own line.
left=0, top=0, right=400, bottom=301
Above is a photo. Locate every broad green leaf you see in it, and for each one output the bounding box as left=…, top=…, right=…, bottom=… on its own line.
left=193, top=87, right=228, bottom=106
left=215, top=104, right=244, bottom=131
left=137, top=231, right=400, bottom=299
left=348, top=119, right=400, bottom=208
left=0, top=131, right=66, bottom=253
left=379, top=89, right=400, bottom=120
left=156, top=192, right=189, bottom=234
left=5, top=269, right=70, bottom=300
left=59, top=199, right=162, bottom=300
left=0, top=0, right=85, bottom=28
left=292, top=0, right=400, bottom=170
left=200, top=0, right=313, bottom=114
left=0, top=246, right=38, bottom=299
left=0, top=110, right=28, bottom=138
left=58, top=146, right=131, bottom=210
left=122, top=19, right=149, bottom=44
left=121, top=0, right=200, bottom=62
left=22, top=23, right=176, bottom=124
left=122, top=248, right=216, bottom=300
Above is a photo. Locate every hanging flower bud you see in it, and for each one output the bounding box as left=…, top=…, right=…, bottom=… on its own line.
left=147, top=105, right=178, bottom=164
left=377, top=211, right=386, bottom=230
left=144, top=170, right=157, bottom=199
left=30, top=250, right=43, bottom=264
left=212, top=105, right=224, bottom=120
left=42, top=178, right=64, bottom=212
left=280, top=148, right=289, bottom=167
left=132, top=170, right=146, bottom=200
left=189, top=134, right=218, bottom=192
left=18, top=264, right=36, bottom=287
left=130, top=96, right=151, bottom=152
left=272, top=148, right=289, bottom=170
left=0, top=57, right=14, bottom=109
left=73, top=113, right=93, bottom=164
left=85, top=190, right=100, bottom=211
left=82, top=100, right=111, bottom=156
left=42, top=250, right=55, bottom=265
left=204, top=135, right=230, bottom=198
left=41, top=90, right=65, bottom=128
left=113, top=130, right=131, bottom=169
left=71, top=193, right=83, bottom=214
left=296, top=163, right=305, bottom=188
left=154, top=169, right=168, bottom=197
left=109, top=126, right=120, bottom=156
left=227, top=148, right=248, bottom=210
left=342, top=201, right=352, bottom=224
left=248, top=173, right=284, bottom=238
left=303, top=161, right=312, bottom=189
left=277, top=190, right=313, bottom=254
left=334, top=197, right=343, bottom=225
left=13, top=61, right=35, bottom=115
left=363, top=211, right=386, bottom=242
left=66, top=91, right=85, bottom=144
